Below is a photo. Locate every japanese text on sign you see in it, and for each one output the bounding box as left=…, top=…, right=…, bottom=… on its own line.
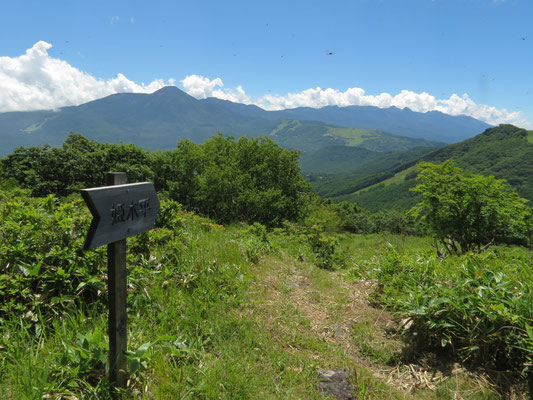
left=110, top=198, right=150, bottom=224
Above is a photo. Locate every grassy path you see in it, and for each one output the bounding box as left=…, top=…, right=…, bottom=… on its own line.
left=245, top=248, right=500, bottom=399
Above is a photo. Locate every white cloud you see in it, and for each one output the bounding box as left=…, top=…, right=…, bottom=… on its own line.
left=182, top=75, right=530, bottom=128
left=181, top=74, right=251, bottom=104
left=0, top=41, right=172, bottom=112
left=0, top=42, right=529, bottom=128
left=110, top=16, right=120, bottom=24
left=435, top=93, right=527, bottom=126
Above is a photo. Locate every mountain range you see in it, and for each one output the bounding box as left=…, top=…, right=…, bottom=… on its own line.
left=2, top=87, right=529, bottom=214
left=0, top=86, right=491, bottom=157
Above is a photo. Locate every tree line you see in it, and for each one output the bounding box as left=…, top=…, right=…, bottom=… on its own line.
left=0, top=133, right=310, bottom=226
left=1, top=133, right=531, bottom=252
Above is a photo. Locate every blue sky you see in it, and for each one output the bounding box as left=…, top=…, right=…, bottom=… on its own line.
left=1, top=0, right=532, bottom=127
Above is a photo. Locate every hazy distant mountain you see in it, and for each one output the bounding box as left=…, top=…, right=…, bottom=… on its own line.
left=272, top=105, right=492, bottom=143
left=0, top=86, right=491, bottom=156
left=0, top=87, right=276, bottom=155
left=203, top=97, right=492, bottom=143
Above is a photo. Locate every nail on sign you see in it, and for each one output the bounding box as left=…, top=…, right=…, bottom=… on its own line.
left=80, top=182, right=160, bottom=250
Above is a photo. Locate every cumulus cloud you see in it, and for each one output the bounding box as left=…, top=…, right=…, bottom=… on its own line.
left=181, top=75, right=530, bottom=127
left=0, top=41, right=172, bottom=112
left=256, top=87, right=529, bottom=127
left=0, top=42, right=529, bottom=128
left=181, top=74, right=251, bottom=104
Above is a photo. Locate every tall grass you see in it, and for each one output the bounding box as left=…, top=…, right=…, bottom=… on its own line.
left=370, top=245, right=533, bottom=387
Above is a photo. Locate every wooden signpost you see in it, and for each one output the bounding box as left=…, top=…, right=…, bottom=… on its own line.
left=81, top=172, right=160, bottom=395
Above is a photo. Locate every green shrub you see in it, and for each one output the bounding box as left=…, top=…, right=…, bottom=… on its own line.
left=0, top=189, right=106, bottom=324
left=374, top=247, right=533, bottom=379
left=0, top=184, right=252, bottom=397
left=58, top=329, right=108, bottom=387
left=334, top=201, right=374, bottom=234
left=0, top=134, right=153, bottom=197
left=411, top=160, right=532, bottom=254
left=404, top=260, right=533, bottom=371
left=307, top=224, right=342, bottom=269
left=1, top=133, right=311, bottom=227
left=334, top=201, right=418, bottom=235
left=305, top=198, right=344, bottom=233
left=371, top=207, right=417, bottom=235
left=242, top=222, right=271, bottom=263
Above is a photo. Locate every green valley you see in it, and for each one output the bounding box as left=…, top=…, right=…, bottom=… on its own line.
left=316, top=125, right=533, bottom=211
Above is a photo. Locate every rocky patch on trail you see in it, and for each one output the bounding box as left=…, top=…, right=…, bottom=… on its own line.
left=317, top=370, right=356, bottom=400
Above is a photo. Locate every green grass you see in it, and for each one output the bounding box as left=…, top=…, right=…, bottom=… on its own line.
left=355, top=165, right=418, bottom=194
left=326, top=127, right=381, bottom=146
left=21, top=116, right=56, bottom=133
left=351, top=317, right=401, bottom=365
left=364, top=244, right=533, bottom=395
left=0, top=190, right=522, bottom=398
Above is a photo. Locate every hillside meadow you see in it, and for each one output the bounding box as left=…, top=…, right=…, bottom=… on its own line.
left=312, top=125, right=533, bottom=212
left=1, top=134, right=533, bottom=399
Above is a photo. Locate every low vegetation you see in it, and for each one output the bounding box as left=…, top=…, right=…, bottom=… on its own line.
left=369, top=247, right=533, bottom=371
left=1, top=134, right=533, bottom=398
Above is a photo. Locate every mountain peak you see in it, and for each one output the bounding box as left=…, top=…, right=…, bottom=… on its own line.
left=151, top=85, right=189, bottom=97
left=147, top=86, right=200, bottom=108
left=153, top=85, right=180, bottom=93
left=480, top=124, right=526, bottom=140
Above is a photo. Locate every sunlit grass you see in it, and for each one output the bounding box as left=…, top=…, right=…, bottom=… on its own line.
left=0, top=202, right=520, bottom=399
left=326, top=127, right=381, bottom=146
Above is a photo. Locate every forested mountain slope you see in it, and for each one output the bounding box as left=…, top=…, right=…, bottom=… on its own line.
left=0, top=87, right=276, bottom=154
left=322, top=125, right=533, bottom=211
left=265, top=119, right=443, bottom=174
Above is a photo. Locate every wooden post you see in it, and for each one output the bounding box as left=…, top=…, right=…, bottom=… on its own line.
left=81, top=173, right=159, bottom=396
left=106, top=172, right=128, bottom=393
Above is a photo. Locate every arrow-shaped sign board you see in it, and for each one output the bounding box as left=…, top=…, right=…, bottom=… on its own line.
left=80, top=182, right=160, bottom=250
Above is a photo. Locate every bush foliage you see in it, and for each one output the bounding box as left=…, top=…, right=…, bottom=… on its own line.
left=0, top=188, right=106, bottom=324
left=372, top=247, right=533, bottom=380
left=152, top=133, right=310, bottom=225
left=411, top=160, right=532, bottom=254
left=1, top=133, right=310, bottom=227
left=0, top=187, right=252, bottom=397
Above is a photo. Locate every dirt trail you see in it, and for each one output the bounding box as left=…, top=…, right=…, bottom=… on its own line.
left=284, top=261, right=448, bottom=393
left=257, top=256, right=492, bottom=399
